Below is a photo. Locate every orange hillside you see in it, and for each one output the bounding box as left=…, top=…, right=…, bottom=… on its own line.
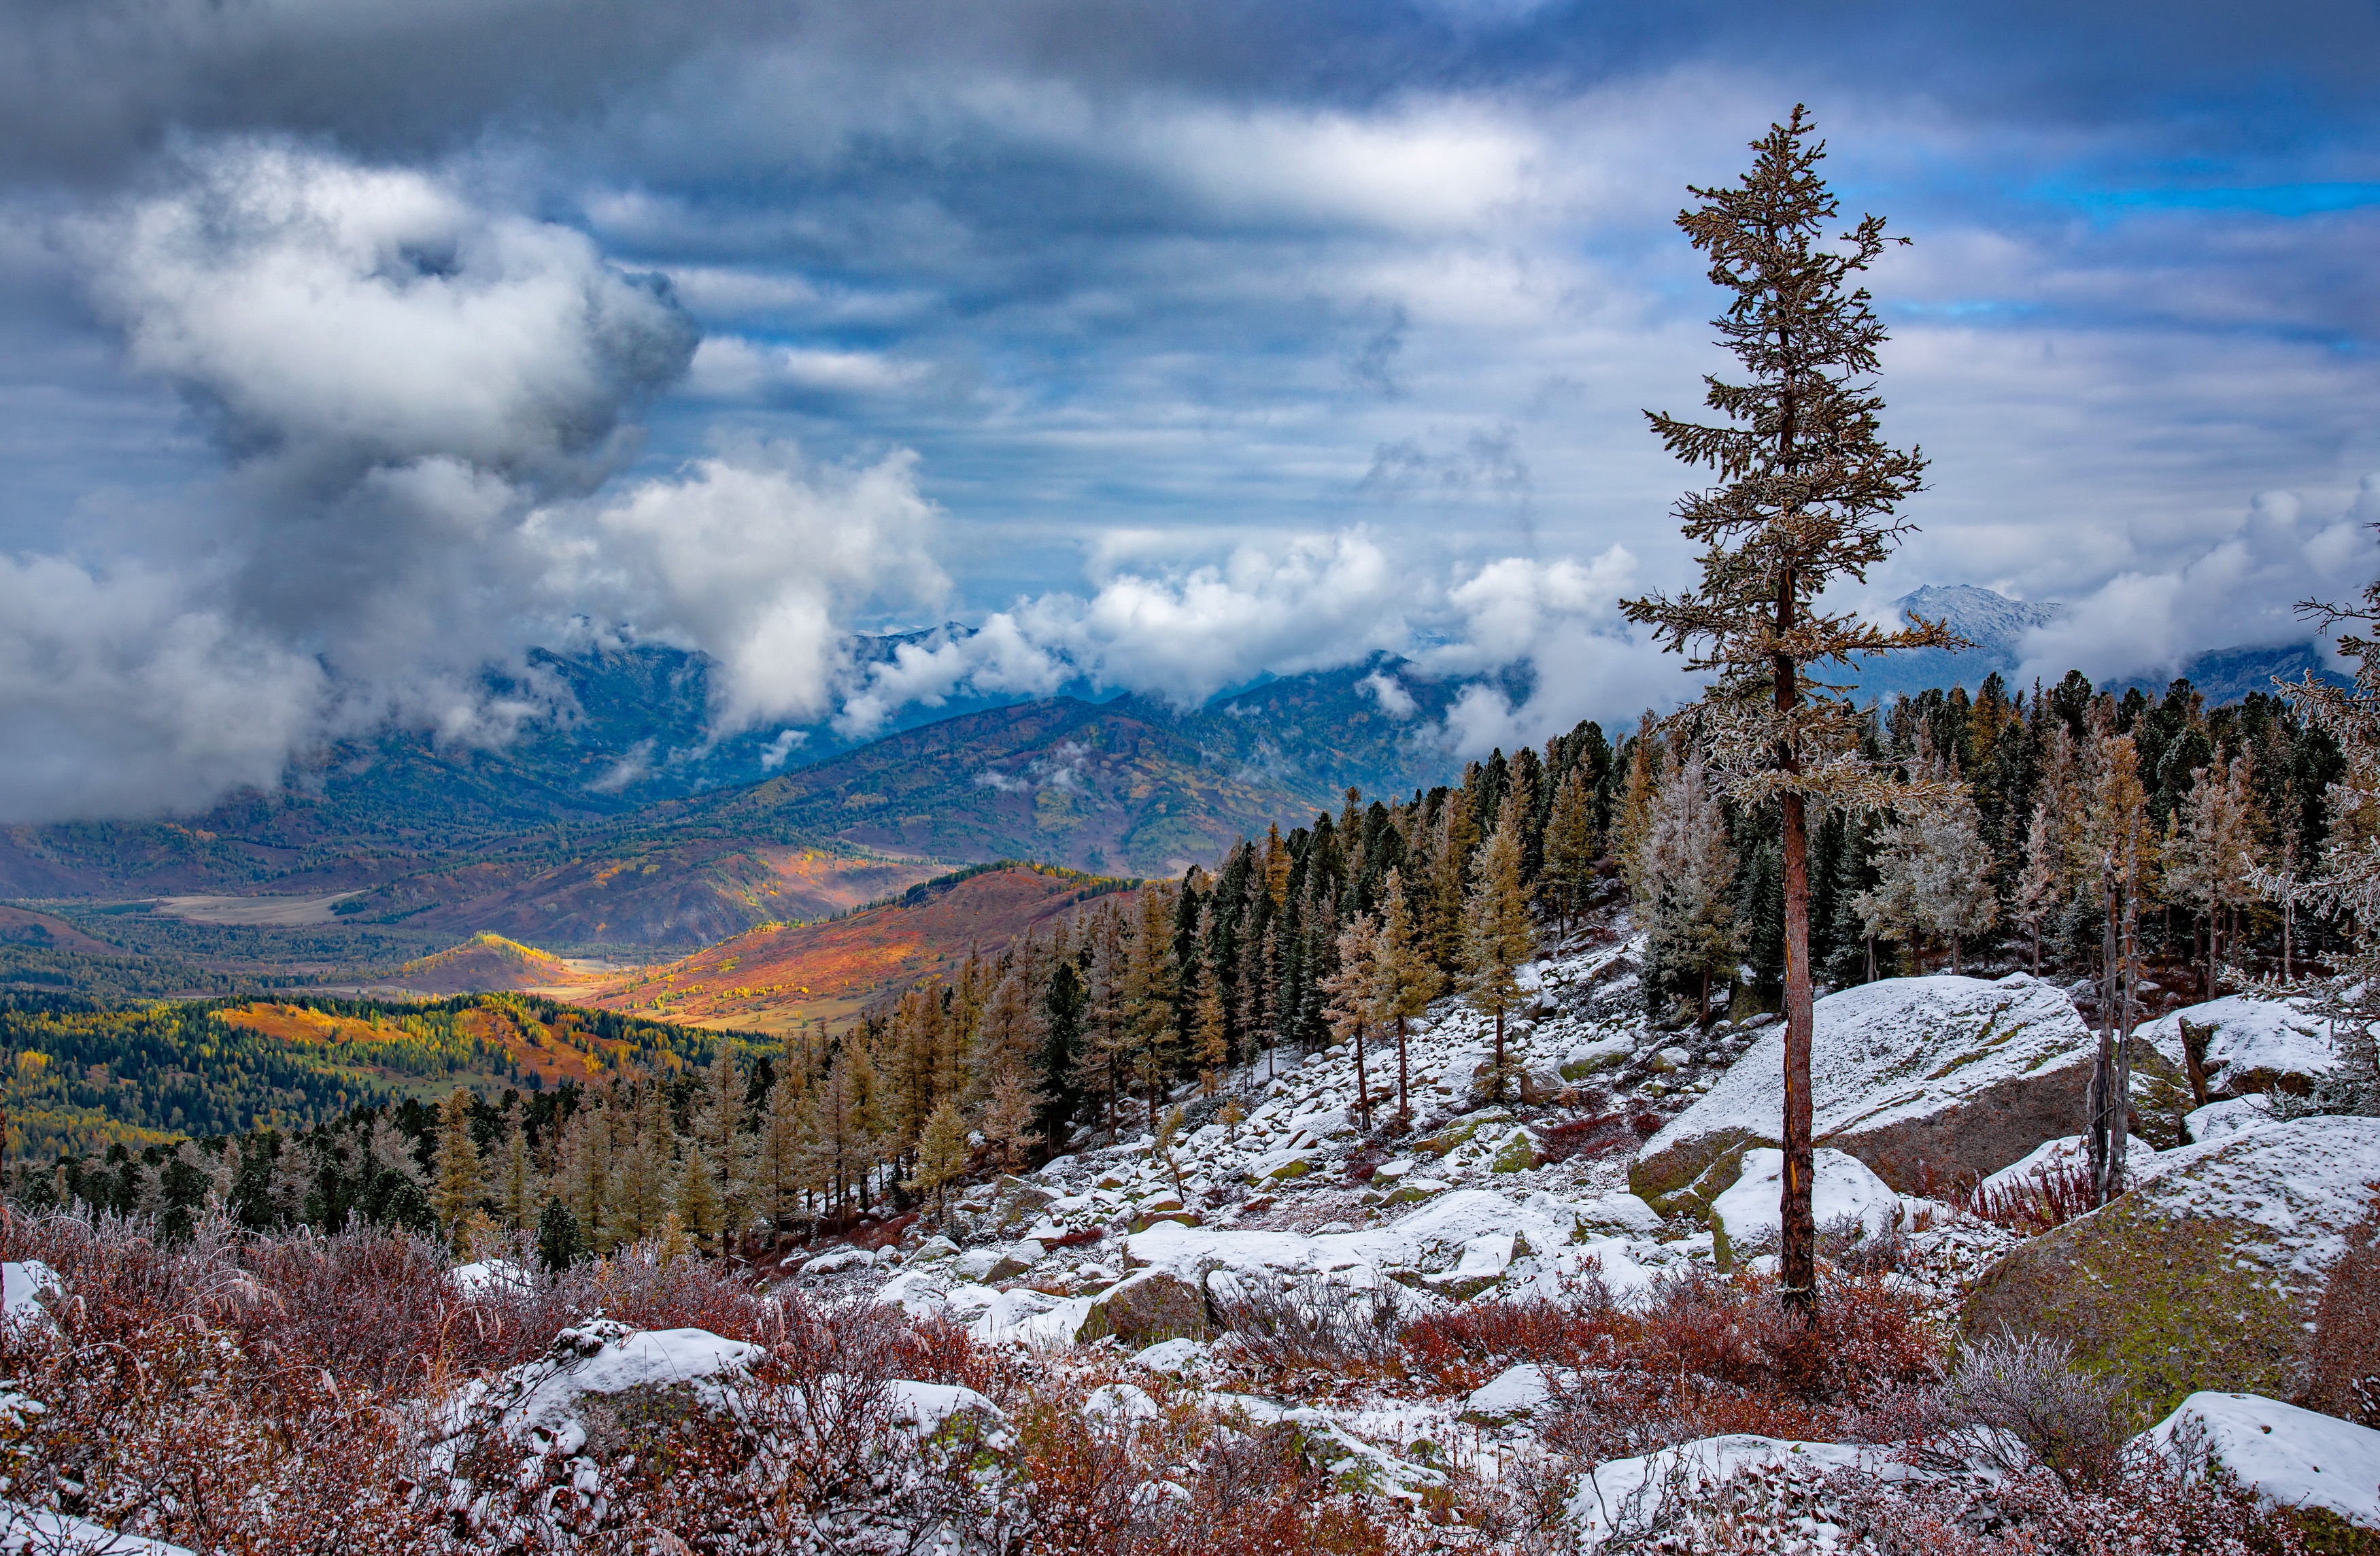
left=587, top=862, right=1129, bottom=1033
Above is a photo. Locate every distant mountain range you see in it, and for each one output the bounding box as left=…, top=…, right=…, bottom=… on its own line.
left=1844, top=584, right=2344, bottom=705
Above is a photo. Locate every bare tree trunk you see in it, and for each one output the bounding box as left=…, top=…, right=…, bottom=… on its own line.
left=1395, top=1015, right=1410, bottom=1128
left=2088, top=876, right=2121, bottom=1206
left=1353, top=1019, right=1370, bottom=1132
left=1779, top=788, right=1817, bottom=1318
left=1493, top=1009, right=1507, bottom=1106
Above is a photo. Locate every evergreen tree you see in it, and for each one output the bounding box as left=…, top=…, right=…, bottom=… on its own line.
left=1542, top=764, right=1599, bottom=932
left=1461, top=802, right=1533, bottom=1104
left=905, top=1097, right=970, bottom=1221
left=494, top=1100, right=538, bottom=1233
left=1320, top=915, right=1382, bottom=1131
left=674, top=1136, right=726, bottom=1253
left=1374, top=866, right=1439, bottom=1128
left=429, top=1088, right=483, bottom=1244
left=536, top=1194, right=584, bottom=1272
left=1640, top=749, right=1739, bottom=1024
left=1619, top=107, right=1950, bottom=1313
left=2161, top=754, right=2262, bottom=996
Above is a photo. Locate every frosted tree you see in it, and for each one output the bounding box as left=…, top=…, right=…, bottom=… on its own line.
left=1855, top=778, right=1996, bottom=974
left=904, top=1097, right=971, bottom=1221
left=1641, top=748, right=1740, bottom=1023
left=1374, top=866, right=1440, bottom=1127
left=429, top=1088, right=483, bottom=1244
left=1542, top=764, right=1600, bottom=932
left=2079, top=719, right=2152, bottom=1204
left=1462, top=800, right=1534, bottom=1105
left=1321, top=914, right=1382, bottom=1130
left=2161, top=755, right=2262, bottom=997
left=1620, top=107, right=1954, bottom=1311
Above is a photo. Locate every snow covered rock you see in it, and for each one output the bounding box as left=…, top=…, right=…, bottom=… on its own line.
left=802, top=1246, right=879, bottom=1277
left=1463, top=1364, right=1552, bottom=1423
left=0, top=1507, right=194, bottom=1555
left=1077, top=1269, right=1209, bottom=1346
left=1, top=1263, right=61, bottom=1327
left=1709, top=1148, right=1899, bottom=1264
left=1567, top=1434, right=1888, bottom=1551
left=458, top=1319, right=766, bottom=1457
left=1963, top=1115, right=2380, bottom=1417
left=1633, top=973, right=2101, bottom=1203
left=2185, top=1095, right=2275, bottom=1145
left=2139, top=1392, right=2380, bottom=1532
left=2141, top=994, right=2339, bottom=1099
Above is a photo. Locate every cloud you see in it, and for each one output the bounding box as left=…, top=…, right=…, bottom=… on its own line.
left=2013, top=481, right=2380, bottom=686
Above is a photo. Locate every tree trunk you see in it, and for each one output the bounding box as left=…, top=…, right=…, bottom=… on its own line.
left=1493, top=1008, right=1506, bottom=1105
left=1779, top=788, right=1817, bottom=1318
left=2088, top=876, right=2120, bottom=1206
left=1396, top=1015, right=1410, bottom=1128
left=1950, top=934, right=1961, bottom=976
left=1353, top=1019, right=1371, bottom=1132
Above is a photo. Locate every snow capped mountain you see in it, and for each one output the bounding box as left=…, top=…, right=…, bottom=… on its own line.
left=1892, top=584, right=2064, bottom=654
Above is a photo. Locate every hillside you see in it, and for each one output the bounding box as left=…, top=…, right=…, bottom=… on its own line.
left=585, top=862, right=1130, bottom=1032
left=389, top=934, right=580, bottom=995
left=0, top=992, right=744, bottom=1159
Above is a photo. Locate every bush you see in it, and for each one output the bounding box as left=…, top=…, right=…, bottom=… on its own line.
left=1940, top=1332, right=2127, bottom=1487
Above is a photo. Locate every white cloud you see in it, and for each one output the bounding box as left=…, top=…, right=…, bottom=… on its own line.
left=2014, top=481, right=2380, bottom=686
left=683, top=336, right=929, bottom=400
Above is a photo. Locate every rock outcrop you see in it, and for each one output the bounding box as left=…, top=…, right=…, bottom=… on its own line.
left=1960, top=1115, right=2380, bottom=1419
left=1633, top=974, right=2111, bottom=1203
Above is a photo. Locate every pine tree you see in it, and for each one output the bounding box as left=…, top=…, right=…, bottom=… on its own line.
left=1922, top=783, right=1999, bottom=973
left=674, top=1136, right=725, bottom=1253
left=1461, top=805, right=1533, bottom=1105
left=2161, top=754, right=2262, bottom=997
left=1542, top=764, right=1599, bottom=932
left=1619, top=107, right=1951, bottom=1313
left=1374, top=866, right=1439, bottom=1128
left=494, top=1101, right=538, bottom=1233
left=1321, top=915, right=1382, bottom=1131
left=1641, top=749, right=1739, bottom=1023
left=906, top=1097, right=970, bottom=1221
left=1190, top=911, right=1229, bottom=1095
left=536, top=1194, right=584, bottom=1272
left=429, top=1088, right=483, bottom=1243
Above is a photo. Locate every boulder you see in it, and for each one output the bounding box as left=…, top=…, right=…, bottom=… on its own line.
left=2139, top=994, right=2339, bottom=1100
left=1961, top=1115, right=2380, bottom=1419
left=2137, top=1393, right=2380, bottom=1534
left=1632, top=974, right=2119, bottom=1202
left=1708, top=1148, right=1898, bottom=1266
left=1076, top=1268, right=1210, bottom=1346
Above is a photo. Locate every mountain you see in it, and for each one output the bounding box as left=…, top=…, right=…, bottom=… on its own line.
left=1845, top=584, right=2345, bottom=707
left=387, top=933, right=579, bottom=995
left=582, top=862, right=1128, bottom=1033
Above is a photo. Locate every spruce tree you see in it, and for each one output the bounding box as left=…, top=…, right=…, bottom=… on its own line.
left=536, top=1194, right=584, bottom=1272
left=675, top=1136, right=726, bottom=1253
left=1642, top=749, right=1739, bottom=1024
left=1543, top=765, right=1599, bottom=932
left=1461, top=803, right=1533, bottom=1105
left=1621, top=107, right=1952, bottom=1313
left=429, top=1088, right=484, bottom=1245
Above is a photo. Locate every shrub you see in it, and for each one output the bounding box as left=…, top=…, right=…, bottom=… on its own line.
left=1939, top=1331, right=2127, bottom=1487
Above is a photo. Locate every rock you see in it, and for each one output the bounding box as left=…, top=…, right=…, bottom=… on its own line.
left=1961, top=1115, right=2380, bottom=1419
left=1253, top=1152, right=1317, bottom=1181
left=1491, top=1129, right=1542, bottom=1174
left=456, top=1318, right=766, bottom=1457
left=1561, top=1036, right=1631, bottom=1080
left=1422, top=1232, right=1515, bottom=1299
left=906, top=1234, right=961, bottom=1265
left=1083, top=1382, right=1159, bottom=1427
left=800, top=1247, right=878, bottom=1276
left=1709, top=1149, right=1898, bottom=1266
left=1386, top=1177, right=1450, bottom=1204
left=1569, top=1435, right=1886, bottom=1551
left=3, top=1260, right=62, bottom=1327
left=1633, top=974, right=2119, bottom=1201
left=1576, top=1192, right=1663, bottom=1236
left=952, top=1242, right=1039, bottom=1283
left=1518, top=1066, right=1569, bottom=1104
left=1078, top=1269, right=1210, bottom=1346
left=1462, top=1363, right=1552, bottom=1423
left=2137, top=1392, right=2380, bottom=1534
left=2184, top=1094, right=2275, bottom=1145
left=1131, top=1337, right=1206, bottom=1376
left=2140, top=994, right=2339, bottom=1098
left=1137, top=1190, right=1185, bottom=1214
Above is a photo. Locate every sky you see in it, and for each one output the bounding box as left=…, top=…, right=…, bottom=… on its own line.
left=3, top=0, right=2380, bottom=821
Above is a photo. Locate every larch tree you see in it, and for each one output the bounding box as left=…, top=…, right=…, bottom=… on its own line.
left=755, top=1064, right=806, bottom=1230
left=1640, top=748, right=1740, bottom=1023
left=1190, top=908, right=1230, bottom=1094
left=1374, top=866, right=1440, bottom=1128
left=1321, top=914, right=1382, bottom=1131
left=1542, top=764, right=1599, bottom=932
left=1461, top=802, right=1534, bottom=1106
left=674, top=1136, right=725, bottom=1253
left=1620, top=107, right=1954, bottom=1313
left=906, top=1096, right=971, bottom=1221
left=429, top=1088, right=483, bottom=1245
left=2079, top=718, right=2152, bottom=1204
left=494, top=1101, right=538, bottom=1234
left=2161, top=755, right=2262, bottom=998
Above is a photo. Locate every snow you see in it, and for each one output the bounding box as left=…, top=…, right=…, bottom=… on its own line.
left=885, top=1380, right=1008, bottom=1441
left=2118, top=1115, right=2380, bottom=1279
left=1639, top=974, right=2091, bottom=1171
left=477, top=1319, right=766, bottom=1456
left=1465, top=1364, right=1552, bottom=1419
left=803, top=1246, right=878, bottom=1276
left=1, top=1262, right=60, bottom=1326
left=1577, top=1191, right=1662, bottom=1235
left=1131, top=1338, right=1205, bottom=1375
left=2186, top=1095, right=2275, bottom=1145
left=1971, top=1132, right=2085, bottom=1194
left=449, top=1258, right=530, bottom=1293
left=1710, top=1148, right=1899, bottom=1255
left=2141, top=1392, right=2380, bottom=1529
left=1567, top=1435, right=1886, bottom=1551
left=1083, top=1383, right=1159, bottom=1427
left=2139, top=995, right=2339, bottom=1094
left=0, top=1506, right=195, bottom=1555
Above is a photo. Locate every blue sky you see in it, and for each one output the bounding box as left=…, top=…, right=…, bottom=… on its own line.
left=2, top=0, right=2379, bottom=818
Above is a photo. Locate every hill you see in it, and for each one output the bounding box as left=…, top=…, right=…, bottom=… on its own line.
left=389, top=934, right=580, bottom=995
left=0, top=992, right=746, bottom=1160
left=583, top=862, right=1130, bottom=1032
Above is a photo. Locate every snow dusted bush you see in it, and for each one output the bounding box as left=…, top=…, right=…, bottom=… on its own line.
left=1938, top=1333, right=2126, bottom=1487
